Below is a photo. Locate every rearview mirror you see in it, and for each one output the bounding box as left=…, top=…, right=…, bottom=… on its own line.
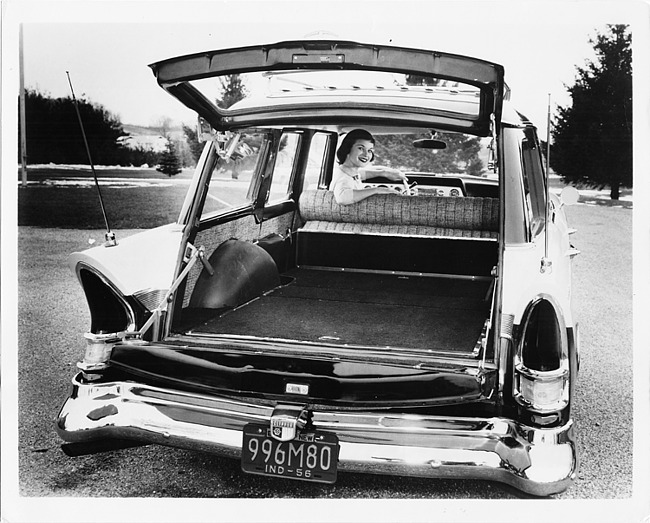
left=412, top=139, right=446, bottom=149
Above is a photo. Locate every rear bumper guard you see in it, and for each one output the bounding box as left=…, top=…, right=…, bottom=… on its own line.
left=56, top=373, right=577, bottom=496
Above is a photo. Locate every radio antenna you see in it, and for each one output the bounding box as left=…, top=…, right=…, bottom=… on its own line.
left=66, top=71, right=117, bottom=246
left=541, top=93, right=552, bottom=273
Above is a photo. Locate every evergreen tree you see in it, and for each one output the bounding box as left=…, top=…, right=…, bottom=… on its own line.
left=157, top=138, right=182, bottom=176
left=217, top=74, right=247, bottom=108
left=550, top=24, right=632, bottom=199
left=183, top=124, right=204, bottom=164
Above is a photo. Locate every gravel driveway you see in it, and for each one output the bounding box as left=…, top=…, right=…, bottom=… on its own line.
left=6, top=201, right=642, bottom=521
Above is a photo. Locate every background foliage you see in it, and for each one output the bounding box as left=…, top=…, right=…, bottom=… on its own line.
left=550, top=24, right=632, bottom=199
left=157, top=138, right=183, bottom=176
left=19, top=90, right=194, bottom=170
left=375, top=132, right=484, bottom=175
left=20, top=89, right=128, bottom=165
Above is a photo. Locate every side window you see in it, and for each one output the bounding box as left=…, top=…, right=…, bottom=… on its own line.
left=267, top=132, right=300, bottom=204
left=201, top=132, right=268, bottom=219
left=521, top=129, right=547, bottom=236
left=303, top=132, right=330, bottom=190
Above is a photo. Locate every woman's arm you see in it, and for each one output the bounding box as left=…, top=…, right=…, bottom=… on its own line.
left=332, top=173, right=396, bottom=204
left=338, top=186, right=395, bottom=204
left=359, top=165, right=407, bottom=182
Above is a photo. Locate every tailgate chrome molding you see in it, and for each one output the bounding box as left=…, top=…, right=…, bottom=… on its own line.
left=56, top=374, right=576, bottom=496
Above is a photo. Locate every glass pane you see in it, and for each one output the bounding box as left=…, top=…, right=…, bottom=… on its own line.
left=201, top=132, right=267, bottom=218
left=267, top=133, right=300, bottom=203
left=521, top=130, right=546, bottom=234
left=373, top=132, right=493, bottom=177
left=304, top=133, right=328, bottom=190
left=191, top=70, right=481, bottom=117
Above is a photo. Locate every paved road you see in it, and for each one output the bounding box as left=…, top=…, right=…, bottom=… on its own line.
left=9, top=202, right=638, bottom=519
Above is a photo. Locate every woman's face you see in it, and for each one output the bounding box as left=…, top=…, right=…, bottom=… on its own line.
left=345, top=139, right=374, bottom=168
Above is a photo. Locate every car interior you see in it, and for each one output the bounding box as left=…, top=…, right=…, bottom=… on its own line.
left=172, top=127, right=499, bottom=358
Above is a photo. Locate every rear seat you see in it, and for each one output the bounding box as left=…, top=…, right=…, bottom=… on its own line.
left=295, top=190, right=499, bottom=276
left=298, top=190, right=499, bottom=239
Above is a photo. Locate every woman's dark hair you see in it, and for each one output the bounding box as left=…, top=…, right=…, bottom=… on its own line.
left=336, top=129, right=375, bottom=164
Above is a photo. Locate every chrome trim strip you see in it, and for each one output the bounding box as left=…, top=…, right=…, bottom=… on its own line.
left=472, top=318, right=490, bottom=358
left=167, top=335, right=493, bottom=366
left=295, top=265, right=493, bottom=281
left=133, top=288, right=169, bottom=312
left=75, top=262, right=137, bottom=333
left=500, top=313, right=514, bottom=341
left=57, top=375, right=576, bottom=496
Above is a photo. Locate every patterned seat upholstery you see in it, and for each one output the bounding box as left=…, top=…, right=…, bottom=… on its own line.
left=298, top=190, right=498, bottom=239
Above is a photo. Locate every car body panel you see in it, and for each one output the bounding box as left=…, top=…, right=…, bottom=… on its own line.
left=106, top=339, right=494, bottom=406
left=69, top=223, right=185, bottom=297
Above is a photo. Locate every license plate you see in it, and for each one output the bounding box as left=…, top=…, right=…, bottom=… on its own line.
left=241, top=423, right=339, bottom=483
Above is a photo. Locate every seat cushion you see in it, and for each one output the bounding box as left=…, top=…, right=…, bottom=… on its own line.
left=300, top=220, right=498, bottom=239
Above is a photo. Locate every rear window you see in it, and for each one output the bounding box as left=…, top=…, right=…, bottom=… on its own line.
left=191, top=70, right=482, bottom=117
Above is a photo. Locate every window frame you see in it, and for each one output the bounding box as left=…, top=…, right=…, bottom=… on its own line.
left=520, top=128, right=548, bottom=239
left=196, top=130, right=274, bottom=230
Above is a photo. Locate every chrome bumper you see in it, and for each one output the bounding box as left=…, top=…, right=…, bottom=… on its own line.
left=56, top=374, right=577, bottom=496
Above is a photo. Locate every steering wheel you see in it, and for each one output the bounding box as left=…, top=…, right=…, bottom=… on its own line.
left=399, top=179, right=418, bottom=196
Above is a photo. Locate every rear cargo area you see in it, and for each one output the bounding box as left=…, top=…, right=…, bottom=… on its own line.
left=178, top=190, right=499, bottom=356
left=186, top=267, right=492, bottom=354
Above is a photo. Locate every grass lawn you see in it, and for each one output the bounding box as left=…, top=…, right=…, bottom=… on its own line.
left=19, top=166, right=195, bottom=181
left=16, top=166, right=632, bottom=229
left=17, top=167, right=193, bottom=228
left=18, top=185, right=190, bottom=229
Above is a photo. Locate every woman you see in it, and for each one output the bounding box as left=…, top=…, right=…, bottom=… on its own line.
left=329, top=129, right=407, bottom=204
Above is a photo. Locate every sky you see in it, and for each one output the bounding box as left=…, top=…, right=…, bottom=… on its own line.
left=3, top=0, right=645, bottom=139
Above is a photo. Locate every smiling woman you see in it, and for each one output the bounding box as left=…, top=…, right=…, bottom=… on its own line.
left=330, top=129, right=406, bottom=204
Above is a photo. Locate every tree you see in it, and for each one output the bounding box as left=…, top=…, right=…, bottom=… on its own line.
left=550, top=24, right=632, bottom=199
left=217, top=74, right=247, bottom=108
left=374, top=132, right=484, bottom=175
left=157, top=138, right=182, bottom=176
left=20, top=89, right=127, bottom=165
left=156, top=116, right=174, bottom=139
left=183, top=124, right=204, bottom=164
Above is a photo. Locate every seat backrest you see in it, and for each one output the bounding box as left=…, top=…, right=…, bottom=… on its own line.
left=299, top=190, right=499, bottom=232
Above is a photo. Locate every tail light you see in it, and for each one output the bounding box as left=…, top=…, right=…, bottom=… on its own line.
left=78, top=332, right=121, bottom=381
left=517, top=370, right=568, bottom=409
left=513, top=297, right=569, bottom=415
left=78, top=267, right=136, bottom=334
left=76, top=265, right=151, bottom=380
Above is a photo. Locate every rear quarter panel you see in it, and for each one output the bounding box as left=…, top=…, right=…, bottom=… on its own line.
left=68, top=223, right=185, bottom=297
